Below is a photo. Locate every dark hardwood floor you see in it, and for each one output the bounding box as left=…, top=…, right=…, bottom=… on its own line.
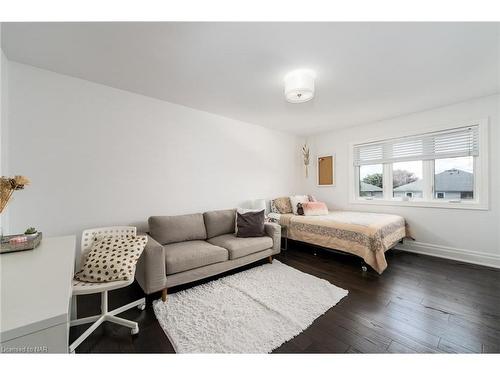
left=70, top=241, right=500, bottom=353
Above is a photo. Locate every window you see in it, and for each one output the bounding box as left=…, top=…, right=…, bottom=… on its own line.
left=392, top=161, right=423, bottom=199
left=351, top=121, right=487, bottom=209
left=434, top=156, right=473, bottom=200
left=359, top=164, right=383, bottom=198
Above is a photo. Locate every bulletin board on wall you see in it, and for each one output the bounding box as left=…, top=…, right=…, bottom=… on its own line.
left=317, top=155, right=335, bottom=186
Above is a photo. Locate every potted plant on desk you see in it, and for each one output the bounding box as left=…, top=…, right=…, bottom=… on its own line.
left=24, top=227, right=38, bottom=239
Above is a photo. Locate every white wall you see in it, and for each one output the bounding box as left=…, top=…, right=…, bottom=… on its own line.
left=303, top=94, right=500, bottom=268
left=5, top=59, right=499, bottom=268
left=6, top=62, right=301, bottom=237
left=0, top=48, right=3, bottom=231
left=0, top=32, right=10, bottom=233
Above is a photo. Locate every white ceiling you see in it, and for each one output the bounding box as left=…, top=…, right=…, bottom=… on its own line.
left=2, top=22, right=499, bottom=135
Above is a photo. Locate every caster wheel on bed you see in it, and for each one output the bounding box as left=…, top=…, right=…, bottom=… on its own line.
left=361, top=265, right=368, bottom=272
left=137, top=302, right=146, bottom=311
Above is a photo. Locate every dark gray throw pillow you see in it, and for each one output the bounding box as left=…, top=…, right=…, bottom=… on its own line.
left=236, top=210, right=265, bottom=238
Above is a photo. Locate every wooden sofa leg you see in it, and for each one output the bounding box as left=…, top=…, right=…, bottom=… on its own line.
left=268, top=256, right=273, bottom=264
left=161, top=288, right=168, bottom=302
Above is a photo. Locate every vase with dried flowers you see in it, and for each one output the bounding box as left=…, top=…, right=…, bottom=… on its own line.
left=1, top=176, right=30, bottom=240
left=0, top=175, right=30, bottom=214
left=302, top=144, right=310, bottom=178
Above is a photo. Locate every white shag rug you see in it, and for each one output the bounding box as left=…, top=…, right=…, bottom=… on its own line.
left=153, top=260, right=348, bottom=353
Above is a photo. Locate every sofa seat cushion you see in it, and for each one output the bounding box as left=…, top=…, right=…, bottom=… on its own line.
left=164, top=240, right=228, bottom=275
left=207, top=234, right=273, bottom=260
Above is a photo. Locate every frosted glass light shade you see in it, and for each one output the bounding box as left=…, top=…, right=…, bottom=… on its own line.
left=284, top=69, right=315, bottom=103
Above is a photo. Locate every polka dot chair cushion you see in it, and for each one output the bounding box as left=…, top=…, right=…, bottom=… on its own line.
left=75, top=235, right=147, bottom=283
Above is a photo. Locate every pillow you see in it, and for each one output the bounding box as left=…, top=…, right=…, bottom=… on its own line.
left=302, top=202, right=329, bottom=216
left=267, top=212, right=281, bottom=223
left=236, top=210, right=265, bottom=238
left=289, top=195, right=309, bottom=215
left=270, top=200, right=279, bottom=213
left=235, top=208, right=261, bottom=234
left=270, top=197, right=293, bottom=214
left=307, top=194, right=318, bottom=202
left=75, top=235, right=147, bottom=283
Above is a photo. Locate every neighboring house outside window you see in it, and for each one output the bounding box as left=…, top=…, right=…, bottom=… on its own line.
left=392, top=180, right=424, bottom=198
left=359, top=182, right=383, bottom=198
left=393, top=168, right=474, bottom=200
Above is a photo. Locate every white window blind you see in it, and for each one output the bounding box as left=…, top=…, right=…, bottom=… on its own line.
left=353, top=125, right=479, bottom=166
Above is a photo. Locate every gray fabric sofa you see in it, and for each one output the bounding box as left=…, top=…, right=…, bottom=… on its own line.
left=135, top=209, right=281, bottom=300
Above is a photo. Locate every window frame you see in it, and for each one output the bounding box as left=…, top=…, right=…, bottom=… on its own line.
left=349, top=119, right=489, bottom=210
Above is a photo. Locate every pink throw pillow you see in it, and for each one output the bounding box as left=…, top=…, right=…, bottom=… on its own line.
left=302, top=202, right=329, bottom=216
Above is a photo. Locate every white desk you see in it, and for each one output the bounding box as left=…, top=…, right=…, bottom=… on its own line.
left=0, top=236, right=75, bottom=353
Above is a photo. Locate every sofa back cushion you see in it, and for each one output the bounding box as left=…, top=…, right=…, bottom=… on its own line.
left=203, top=209, right=236, bottom=238
left=149, top=213, right=207, bottom=245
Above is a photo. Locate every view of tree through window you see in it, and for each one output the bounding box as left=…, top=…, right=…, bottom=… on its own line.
left=359, top=164, right=383, bottom=198
left=392, top=161, right=423, bottom=198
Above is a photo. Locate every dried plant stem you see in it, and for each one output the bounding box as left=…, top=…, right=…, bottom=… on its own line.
left=302, top=144, right=310, bottom=178
left=0, top=180, right=14, bottom=213
left=0, top=176, right=30, bottom=214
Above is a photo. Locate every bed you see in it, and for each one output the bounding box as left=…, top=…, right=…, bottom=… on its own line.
left=275, top=211, right=406, bottom=274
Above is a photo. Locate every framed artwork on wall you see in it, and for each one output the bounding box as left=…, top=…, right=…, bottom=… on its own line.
left=317, top=154, right=335, bottom=186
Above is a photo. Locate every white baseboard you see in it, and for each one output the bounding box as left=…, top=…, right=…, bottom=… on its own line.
left=395, top=240, right=500, bottom=269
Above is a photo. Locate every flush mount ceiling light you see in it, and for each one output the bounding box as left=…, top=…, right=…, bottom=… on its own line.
left=284, top=69, right=316, bottom=103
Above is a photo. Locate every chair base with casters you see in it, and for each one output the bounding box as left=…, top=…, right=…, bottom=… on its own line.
left=69, top=279, right=146, bottom=353
left=69, top=226, right=146, bottom=354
